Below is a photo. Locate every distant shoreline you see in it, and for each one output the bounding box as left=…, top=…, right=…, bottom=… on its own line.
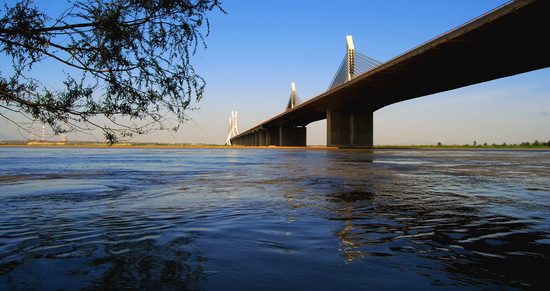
left=0, top=143, right=336, bottom=150
left=0, top=143, right=548, bottom=151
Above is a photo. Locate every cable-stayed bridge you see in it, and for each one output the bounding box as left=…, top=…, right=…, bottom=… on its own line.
left=231, top=0, right=550, bottom=148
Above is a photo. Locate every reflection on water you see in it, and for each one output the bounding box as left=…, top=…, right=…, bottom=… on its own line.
left=0, top=147, right=549, bottom=290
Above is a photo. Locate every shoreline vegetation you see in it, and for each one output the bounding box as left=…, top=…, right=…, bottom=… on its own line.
left=1, top=140, right=549, bottom=150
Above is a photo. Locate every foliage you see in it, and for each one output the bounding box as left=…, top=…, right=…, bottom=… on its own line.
left=0, top=0, right=224, bottom=143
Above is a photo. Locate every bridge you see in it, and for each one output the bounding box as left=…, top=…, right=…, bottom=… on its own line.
left=230, top=0, right=550, bottom=148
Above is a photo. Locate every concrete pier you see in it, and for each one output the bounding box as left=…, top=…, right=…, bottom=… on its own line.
left=280, top=126, right=306, bottom=147
left=232, top=126, right=306, bottom=147
left=327, top=111, right=373, bottom=148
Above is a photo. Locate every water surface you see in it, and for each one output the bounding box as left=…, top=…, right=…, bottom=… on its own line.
left=0, top=147, right=548, bottom=290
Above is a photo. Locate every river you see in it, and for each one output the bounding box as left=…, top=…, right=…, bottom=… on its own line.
left=0, top=147, right=548, bottom=290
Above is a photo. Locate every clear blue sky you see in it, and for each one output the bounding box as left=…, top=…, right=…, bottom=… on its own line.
left=1, top=0, right=549, bottom=145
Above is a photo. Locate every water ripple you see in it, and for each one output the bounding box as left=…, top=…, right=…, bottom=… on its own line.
left=0, top=147, right=548, bottom=289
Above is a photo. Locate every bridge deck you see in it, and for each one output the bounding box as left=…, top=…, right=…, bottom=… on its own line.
left=232, top=0, right=550, bottom=146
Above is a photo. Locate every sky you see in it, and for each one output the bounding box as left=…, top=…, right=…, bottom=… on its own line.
left=1, top=0, right=549, bottom=145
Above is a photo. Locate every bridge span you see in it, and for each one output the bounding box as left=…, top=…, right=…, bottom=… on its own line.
left=231, top=0, right=550, bottom=148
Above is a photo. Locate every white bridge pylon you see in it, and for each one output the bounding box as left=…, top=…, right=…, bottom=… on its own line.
left=225, top=111, right=239, bottom=146
left=346, top=35, right=355, bottom=82
left=286, top=82, right=300, bottom=110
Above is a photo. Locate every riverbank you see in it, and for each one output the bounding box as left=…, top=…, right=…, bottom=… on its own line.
left=1, top=140, right=548, bottom=150
left=0, top=141, right=225, bottom=148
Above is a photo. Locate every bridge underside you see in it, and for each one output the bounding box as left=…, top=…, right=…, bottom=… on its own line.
left=231, top=126, right=307, bottom=147
left=232, top=112, right=374, bottom=147
left=231, top=0, right=550, bottom=148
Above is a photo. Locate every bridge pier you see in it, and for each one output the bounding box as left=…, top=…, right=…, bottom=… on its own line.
left=258, top=130, right=266, bottom=146
left=327, top=111, right=373, bottom=148
left=279, top=126, right=307, bottom=147
left=230, top=126, right=306, bottom=147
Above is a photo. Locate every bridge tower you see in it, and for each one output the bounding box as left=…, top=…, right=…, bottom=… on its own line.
left=346, top=35, right=355, bottom=82
left=327, top=35, right=373, bottom=148
left=225, top=111, right=239, bottom=146
left=286, top=82, right=301, bottom=110
left=329, top=35, right=381, bottom=90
